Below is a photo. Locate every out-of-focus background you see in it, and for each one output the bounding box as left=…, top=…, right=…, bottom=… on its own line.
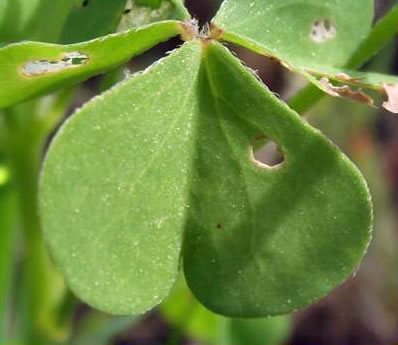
left=1, top=0, right=397, bottom=344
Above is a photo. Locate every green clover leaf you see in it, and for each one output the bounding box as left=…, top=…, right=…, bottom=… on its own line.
left=40, top=40, right=372, bottom=316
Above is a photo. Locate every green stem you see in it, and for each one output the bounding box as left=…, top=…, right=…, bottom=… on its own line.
left=71, top=313, right=137, bottom=345
left=18, top=146, right=47, bottom=344
left=4, top=107, right=49, bottom=343
left=99, top=66, right=124, bottom=93
left=0, top=177, right=18, bottom=340
left=288, top=5, right=398, bottom=114
left=346, top=5, right=398, bottom=69
left=3, top=89, right=76, bottom=344
left=286, top=84, right=324, bottom=115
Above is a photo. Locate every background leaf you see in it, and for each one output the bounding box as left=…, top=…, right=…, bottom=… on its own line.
left=60, top=0, right=128, bottom=44
left=0, top=0, right=75, bottom=44
left=169, top=0, right=190, bottom=20
left=161, top=279, right=227, bottom=343
left=0, top=21, right=181, bottom=109
left=39, top=41, right=203, bottom=315
left=183, top=41, right=372, bottom=317
left=161, top=278, right=291, bottom=345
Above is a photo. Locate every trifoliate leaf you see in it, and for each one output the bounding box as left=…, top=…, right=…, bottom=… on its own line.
left=40, top=40, right=372, bottom=317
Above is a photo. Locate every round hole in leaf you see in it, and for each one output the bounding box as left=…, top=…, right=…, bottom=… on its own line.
left=249, top=136, right=284, bottom=169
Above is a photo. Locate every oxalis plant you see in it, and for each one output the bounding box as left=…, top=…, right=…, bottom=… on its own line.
left=1, top=0, right=398, bottom=339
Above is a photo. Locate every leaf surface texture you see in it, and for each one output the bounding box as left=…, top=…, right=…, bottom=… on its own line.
left=40, top=40, right=373, bottom=316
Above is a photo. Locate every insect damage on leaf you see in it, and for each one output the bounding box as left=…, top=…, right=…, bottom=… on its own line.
left=382, top=83, right=398, bottom=114
left=249, top=136, right=284, bottom=169
left=333, top=73, right=364, bottom=84
left=318, top=77, right=374, bottom=106
left=310, top=19, right=337, bottom=43
left=304, top=70, right=398, bottom=113
left=22, top=52, right=89, bottom=76
left=183, top=41, right=373, bottom=317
